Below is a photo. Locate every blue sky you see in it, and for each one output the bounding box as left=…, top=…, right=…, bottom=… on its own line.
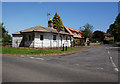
left=2, top=2, right=119, bottom=35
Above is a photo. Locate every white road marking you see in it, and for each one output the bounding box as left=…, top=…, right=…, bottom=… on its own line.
left=114, top=68, right=119, bottom=72
left=29, top=57, right=35, bottom=59
left=75, top=64, right=79, bottom=66
left=106, top=47, right=119, bottom=72
left=36, top=58, right=44, bottom=60
left=110, top=57, right=112, bottom=60
left=97, top=68, right=104, bottom=70
left=105, top=47, right=109, bottom=49
left=20, top=55, right=25, bottom=58
left=20, top=56, right=45, bottom=60
left=109, top=47, right=120, bottom=49
left=111, top=59, right=117, bottom=68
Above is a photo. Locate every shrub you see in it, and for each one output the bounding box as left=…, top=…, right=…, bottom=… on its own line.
left=90, top=38, right=101, bottom=43
left=2, top=42, right=12, bottom=46
left=103, top=40, right=115, bottom=44
left=108, top=40, right=115, bottom=44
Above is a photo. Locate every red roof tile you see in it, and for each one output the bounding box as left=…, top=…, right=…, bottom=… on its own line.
left=64, top=26, right=83, bottom=38
left=104, top=34, right=112, bottom=36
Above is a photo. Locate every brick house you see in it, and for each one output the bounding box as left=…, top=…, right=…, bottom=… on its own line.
left=64, top=26, right=84, bottom=46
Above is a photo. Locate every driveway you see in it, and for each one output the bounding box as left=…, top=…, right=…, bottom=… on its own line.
left=2, top=44, right=119, bottom=82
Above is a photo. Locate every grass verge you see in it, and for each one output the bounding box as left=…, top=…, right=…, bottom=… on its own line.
left=1, top=47, right=77, bottom=55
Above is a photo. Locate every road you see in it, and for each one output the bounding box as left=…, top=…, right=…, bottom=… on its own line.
left=2, top=44, right=119, bottom=82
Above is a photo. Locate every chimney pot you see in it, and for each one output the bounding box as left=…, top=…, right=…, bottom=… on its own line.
left=48, top=18, right=53, bottom=28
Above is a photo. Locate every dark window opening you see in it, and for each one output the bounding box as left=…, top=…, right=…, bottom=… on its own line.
left=66, top=37, right=68, bottom=41
left=73, top=32, right=75, bottom=35
left=40, top=35, right=43, bottom=40
left=29, top=35, right=31, bottom=41
left=61, top=36, right=62, bottom=41
left=70, top=37, right=71, bottom=41
left=25, top=37, right=27, bottom=41
left=53, top=35, right=56, bottom=40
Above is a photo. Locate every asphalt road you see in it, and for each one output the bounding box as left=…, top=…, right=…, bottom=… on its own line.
left=2, top=44, right=119, bottom=82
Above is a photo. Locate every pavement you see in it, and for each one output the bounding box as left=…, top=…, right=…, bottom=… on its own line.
left=2, top=44, right=119, bottom=82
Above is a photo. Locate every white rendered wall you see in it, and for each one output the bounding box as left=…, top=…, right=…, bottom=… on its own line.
left=34, top=32, right=72, bottom=48
left=12, top=34, right=23, bottom=47
left=12, top=32, right=73, bottom=48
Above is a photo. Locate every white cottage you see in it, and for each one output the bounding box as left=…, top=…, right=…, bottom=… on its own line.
left=12, top=19, right=73, bottom=48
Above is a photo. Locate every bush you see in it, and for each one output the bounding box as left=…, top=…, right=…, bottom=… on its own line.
left=90, top=38, right=101, bottom=43
left=73, top=39, right=85, bottom=46
left=103, top=40, right=115, bottom=44
left=108, top=40, right=115, bottom=44
left=2, top=42, right=12, bottom=46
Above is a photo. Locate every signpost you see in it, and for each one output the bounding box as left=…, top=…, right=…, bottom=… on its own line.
left=64, top=41, right=68, bottom=51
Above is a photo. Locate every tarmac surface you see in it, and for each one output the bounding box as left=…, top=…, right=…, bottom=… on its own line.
left=2, top=44, right=119, bottom=82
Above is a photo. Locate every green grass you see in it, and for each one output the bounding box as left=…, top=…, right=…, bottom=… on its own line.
left=1, top=47, right=77, bottom=55
left=0, top=47, right=1, bottom=53
left=0, top=43, right=2, bottom=46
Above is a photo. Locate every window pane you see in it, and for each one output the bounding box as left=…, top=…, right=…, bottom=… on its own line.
left=40, top=35, right=43, bottom=40
left=53, top=35, right=56, bottom=40
left=61, top=36, right=62, bottom=41
left=73, top=32, right=75, bottom=35
left=29, top=35, right=31, bottom=41
left=66, top=37, right=67, bottom=41
left=70, top=36, right=71, bottom=41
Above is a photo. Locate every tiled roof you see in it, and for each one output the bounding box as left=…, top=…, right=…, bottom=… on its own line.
left=64, top=26, right=74, bottom=35
left=64, top=26, right=83, bottom=38
left=104, top=34, right=112, bottom=36
left=12, top=26, right=72, bottom=36
left=12, top=31, right=21, bottom=34
left=64, top=26, right=82, bottom=33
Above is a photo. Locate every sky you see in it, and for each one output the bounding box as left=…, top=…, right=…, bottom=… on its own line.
left=1, top=0, right=120, bottom=2
left=2, top=2, right=119, bottom=35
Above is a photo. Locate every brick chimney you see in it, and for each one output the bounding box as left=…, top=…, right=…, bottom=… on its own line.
left=48, top=18, right=53, bottom=28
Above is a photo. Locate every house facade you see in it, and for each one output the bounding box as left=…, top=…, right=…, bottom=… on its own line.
left=64, top=26, right=84, bottom=46
left=64, top=26, right=83, bottom=39
left=104, top=34, right=114, bottom=41
left=12, top=20, right=73, bottom=48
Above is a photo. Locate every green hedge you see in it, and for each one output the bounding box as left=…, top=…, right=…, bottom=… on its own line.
left=103, top=40, right=115, bottom=44
left=90, top=38, right=101, bottom=43
left=2, top=42, right=12, bottom=46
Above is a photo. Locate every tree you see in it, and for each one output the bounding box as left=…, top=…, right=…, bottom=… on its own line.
left=52, top=12, right=65, bottom=31
left=107, top=13, right=120, bottom=41
left=92, top=30, right=105, bottom=42
left=0, top=23, right=12, bottom=44
left=80, top=23, right=94, bottom=41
